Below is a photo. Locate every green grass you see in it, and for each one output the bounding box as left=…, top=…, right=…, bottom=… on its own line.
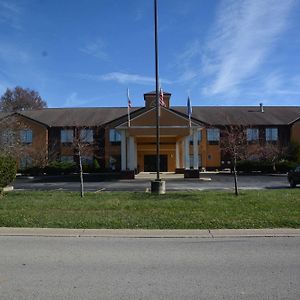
left=0, top=190, right=299, bottom=229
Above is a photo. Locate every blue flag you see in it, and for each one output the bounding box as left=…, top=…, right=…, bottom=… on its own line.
left=187, top=96, right=192, bottom=122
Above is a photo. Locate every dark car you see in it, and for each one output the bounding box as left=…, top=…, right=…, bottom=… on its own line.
left=288, top=165, right=300, bottom=188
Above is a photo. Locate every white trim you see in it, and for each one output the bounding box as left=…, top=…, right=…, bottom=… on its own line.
left=118, top=125, right=200, bottom=129
left=116, top=107, right=201, bottom=129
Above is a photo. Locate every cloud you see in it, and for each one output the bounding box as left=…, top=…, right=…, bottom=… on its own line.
left=80, top=38, right=108, bottom=60
left=0, top=43, right=30, bottom=63
left=0, top=0, right=22, bottom=29
left=63, top=92, right=90, bottom=107
left=202, top=0, right=295, bottom=96
left=77, top=72, right=172, bottom=86
left=174, top=40, right=202, bottom=83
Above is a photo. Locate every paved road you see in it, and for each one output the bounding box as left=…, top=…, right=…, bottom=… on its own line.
left=12, top=173, right=292, bottom=192
left=0, top=236, right=299, bottom=299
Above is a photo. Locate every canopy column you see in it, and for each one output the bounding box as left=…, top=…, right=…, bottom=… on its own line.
left=120, top=130, right=127, bottom=171
left=193, top=129, right=199, bottom=169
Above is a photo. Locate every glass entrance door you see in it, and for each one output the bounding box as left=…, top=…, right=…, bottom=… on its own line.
left=144, top=155, right=168, bottom=172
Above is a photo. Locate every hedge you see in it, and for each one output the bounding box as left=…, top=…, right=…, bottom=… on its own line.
left=236, top=160, right=298, bottom=173
left=0, top=155, right=17, bottom=188
left=44, top=161, right=77, bottom=175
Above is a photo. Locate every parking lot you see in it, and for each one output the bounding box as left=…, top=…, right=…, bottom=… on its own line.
left=12, top=173, right=294, bottom=192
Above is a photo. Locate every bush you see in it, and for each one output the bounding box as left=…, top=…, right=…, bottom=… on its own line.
left=22, top=166, right=45, bottom=176
left=237, top=160, right=297, bottom=173
left=275, top=161, right=298, bottom=173
left=0, top=155, right=17, bottom=188
left=237, top=160, right=273, bottom=173
left=44, top=161, right=77, bottom=175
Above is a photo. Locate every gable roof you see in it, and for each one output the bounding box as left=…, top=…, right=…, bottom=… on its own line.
left=0, top=112, right=11, bottom=120
left=172, top=106, right=300, bottom=126
left=19, top=107, right=141, bottom=127
left=116, top=106, right=201, bottom=129
left=1, top=105, right=300, bottom=127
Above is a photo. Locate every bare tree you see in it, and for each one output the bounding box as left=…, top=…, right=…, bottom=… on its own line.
left=0, top=86, right=47, bottom=112
left=0, top=114, right=24, bottom=158
left=0, top=113, right=49, bottom=171
left=220, top=125, right=249, bottom=196
left=257, top=143, right=285, bottom=172
left=61, top=126, right=99, bottom=197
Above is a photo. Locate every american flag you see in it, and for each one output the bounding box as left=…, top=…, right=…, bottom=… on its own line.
left=127, top=88, right=131, bottom=127
left=127, top=88, right=132, bottom=108
left=159, top=88, right=166, bottom=107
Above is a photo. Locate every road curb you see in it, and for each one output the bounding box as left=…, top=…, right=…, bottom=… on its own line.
left=0, top=227, right=299, bottom=238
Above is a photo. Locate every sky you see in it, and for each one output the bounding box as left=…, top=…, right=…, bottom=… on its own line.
left=0, top=0, right=300, bottom=108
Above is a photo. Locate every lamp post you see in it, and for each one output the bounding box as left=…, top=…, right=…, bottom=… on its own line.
left=151, top=0, right=166, bottom=194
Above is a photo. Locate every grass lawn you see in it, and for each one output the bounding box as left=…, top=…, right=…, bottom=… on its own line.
left=0, top=190, right=299, bottom=229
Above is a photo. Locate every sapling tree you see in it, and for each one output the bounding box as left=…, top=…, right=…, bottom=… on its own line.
left=220, top=125, right=249, bottom=196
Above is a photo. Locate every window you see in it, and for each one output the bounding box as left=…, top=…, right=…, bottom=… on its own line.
left=20, top=157, right=32, bottom=170
left=247, top=128, right=259, bottom=142
left=61, top=156, right=74, bottom=163
left=1, top=129, right=14, bottom=145
left=266, top=128, right=278, bottom=142
left=20, top=129, right=33, bottom=144
left=109, top=129, right=121, bottom=143
left=81, top=156, right=93, bottom=166
left=80, top=129, right=93, bottom=143
left=207, top=128, right=220, bottom=145
left=189, top=131, right=202, bottom=145
left=61, top=129, right=73, bottom=143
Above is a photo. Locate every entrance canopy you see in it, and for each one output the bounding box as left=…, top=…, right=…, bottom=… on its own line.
left=116, top=107, right=202, bottom=137
left=115, top=107, right=203, bottom=172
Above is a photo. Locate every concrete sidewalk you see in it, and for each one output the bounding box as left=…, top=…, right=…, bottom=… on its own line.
left=0, top=227, right=299, bottom=238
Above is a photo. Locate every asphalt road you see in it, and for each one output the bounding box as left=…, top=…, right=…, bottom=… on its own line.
left=12, top=173, right=293, bottom=192
left=0, top=236, right=299, bottom=299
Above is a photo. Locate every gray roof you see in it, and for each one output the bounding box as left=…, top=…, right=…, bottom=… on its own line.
left=0, top=112, right=11, bottom=120
left=19, top=107, right=141, bottom=127
left=172, top=106, right=300, bottom=126
left=2, top=105, right=300, bottom=127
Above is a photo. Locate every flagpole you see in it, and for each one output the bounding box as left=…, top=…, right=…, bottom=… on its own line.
left=154, top=0, right=160, bottom=181
left=127, top=88, right=131, bottom=127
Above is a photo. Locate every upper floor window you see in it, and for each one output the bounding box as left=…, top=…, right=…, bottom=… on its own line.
left=189, top=130, right=202, bottom=145
left=109, top=129, right=121, bottom=143
left=61, top=129, right=73, bottom=143
left=80, top=129, right=93, bottom=143
left=247, top=128, right=259, bottom=142
left=0, top=129, right=14, bottom=145
left=265, top=128, right=278, bottom=142
left=20, top=129, right=33, bottom=144
left=207, top=128, right=220, bottom=145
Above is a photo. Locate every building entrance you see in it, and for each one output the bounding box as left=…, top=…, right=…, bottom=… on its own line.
left=144, top=155, right=168, bottom=172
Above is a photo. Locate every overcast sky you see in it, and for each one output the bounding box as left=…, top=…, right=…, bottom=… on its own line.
left=0, top=0, right=299, bottom=107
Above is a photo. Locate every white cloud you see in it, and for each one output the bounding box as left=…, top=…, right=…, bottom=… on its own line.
left=174, top=40, right=202, bottom=83
left=63, top=92, right=90, bottom=107
left=80, top=38, right=108, bottom=60
left=0, top=44, right=30, bottom=63
left=0, top=0, right=22, bottom=29
left=78, top=72, right=172, bottom=86
left=202, top=0, right=295, bottom=96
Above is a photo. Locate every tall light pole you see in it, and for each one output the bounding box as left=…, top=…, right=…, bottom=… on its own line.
left=151, top=0, right=166, bottom=194
left=154, top=0, right=160, bottom=181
